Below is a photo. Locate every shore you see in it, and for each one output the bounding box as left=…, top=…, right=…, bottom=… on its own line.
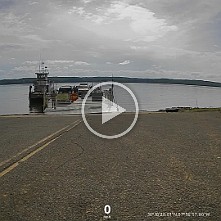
left=0, top=112, right=221, bottom=220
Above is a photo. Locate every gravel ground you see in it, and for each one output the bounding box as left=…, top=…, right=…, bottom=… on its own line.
left=0, top=112, right=221, bottom=221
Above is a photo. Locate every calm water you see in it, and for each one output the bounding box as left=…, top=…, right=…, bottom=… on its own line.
left=0, top=83, right=221, bottom=115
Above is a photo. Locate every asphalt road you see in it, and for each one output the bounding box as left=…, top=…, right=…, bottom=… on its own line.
left=0, top=112, right=221, bottom=221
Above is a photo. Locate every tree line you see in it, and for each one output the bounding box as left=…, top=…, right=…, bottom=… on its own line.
left=0, top=77, right=221, bottom=88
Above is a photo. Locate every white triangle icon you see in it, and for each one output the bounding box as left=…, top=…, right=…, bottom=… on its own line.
left=102, top=97, right=126, bottom=124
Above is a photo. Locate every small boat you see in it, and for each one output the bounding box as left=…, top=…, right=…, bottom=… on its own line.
left=29, top=62, right=53, bottom=110
left=165, top=107, right=179, bottom=112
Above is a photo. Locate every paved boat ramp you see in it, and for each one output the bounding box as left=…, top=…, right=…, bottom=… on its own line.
left=0, top=111, right=221, bottom=220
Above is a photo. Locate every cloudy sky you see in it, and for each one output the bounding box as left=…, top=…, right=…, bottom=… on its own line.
left=0, top=0, right=221, bottom=81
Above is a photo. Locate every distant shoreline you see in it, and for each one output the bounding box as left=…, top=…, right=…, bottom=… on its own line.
left=0, top=76, right=221, bottom=88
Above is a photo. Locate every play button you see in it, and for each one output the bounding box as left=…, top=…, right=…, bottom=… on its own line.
left=81, top=82, right=139, bottom=139
left=102, top=97, right=126, bottom=124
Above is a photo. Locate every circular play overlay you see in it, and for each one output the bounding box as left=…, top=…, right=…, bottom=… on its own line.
left=81, top=82, right=139, bottom=139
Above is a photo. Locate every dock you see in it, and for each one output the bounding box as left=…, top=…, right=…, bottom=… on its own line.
left=0, top=112, right=221, bottom=220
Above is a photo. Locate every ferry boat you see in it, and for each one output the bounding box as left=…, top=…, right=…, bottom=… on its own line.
left=29, top=62, right=53, bottom=110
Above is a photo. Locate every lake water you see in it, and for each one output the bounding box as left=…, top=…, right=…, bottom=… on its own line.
left=0, top=83, right=221, bottom=115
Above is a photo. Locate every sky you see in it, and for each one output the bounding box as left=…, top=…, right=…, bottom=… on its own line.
left=0, top=0, right=221, bottom=81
